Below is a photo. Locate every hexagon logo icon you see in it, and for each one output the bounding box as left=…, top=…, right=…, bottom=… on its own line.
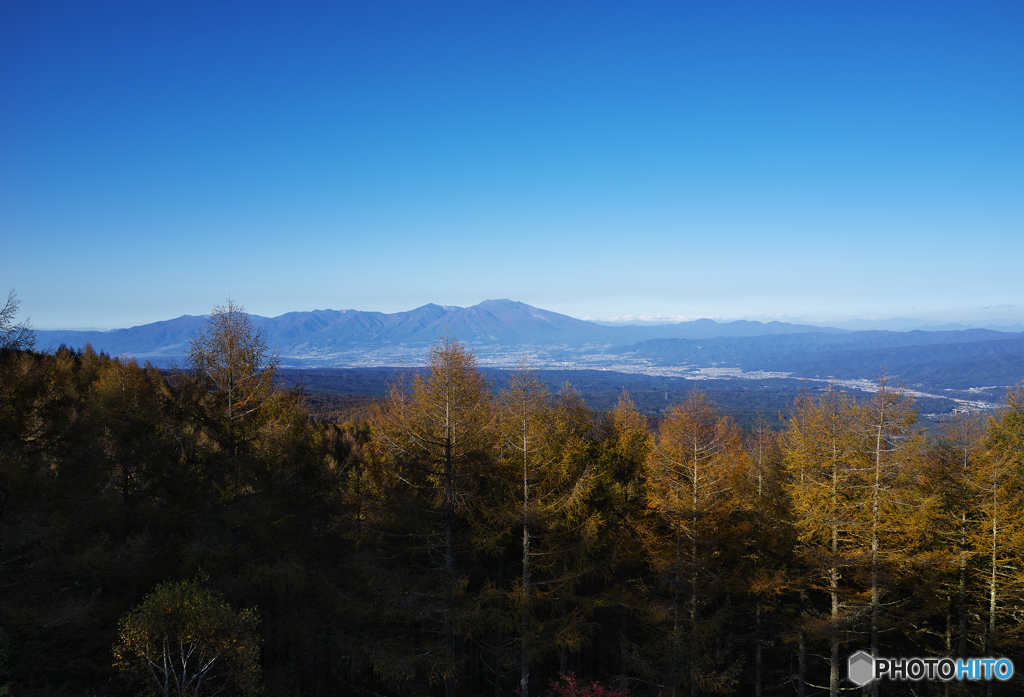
left=848, top=650, right=874, bottom=686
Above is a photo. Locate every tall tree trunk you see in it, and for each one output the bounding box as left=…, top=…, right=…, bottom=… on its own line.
left=870, top=426, right=881, bottom=697
left=831, top=543, right=839, bottom=697
left=944, top=600, right=951, bottom=697
left=671, top=526, right=680, bottom=697
left=496, top=554, right=505, bottom=697
left=445, top=431, right=456, bottom=697
left=987, top=491, right=997, bottom=697
left=690, top=537, right=698, bottom=697
left=959, top=515, right=968, bottom=659
left=521, top=447, right=530, bottom=697
left=798, top=590, right=806, bottom=697
left=830, top=451, right=840, bottom=697
left=619, top=613, right=629, bottom=692
left=691, top=474, right=699, bottom=697
left=755, top=602, right=762, bottom=697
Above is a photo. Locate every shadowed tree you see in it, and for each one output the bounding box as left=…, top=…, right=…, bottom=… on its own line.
left=494, top=371, right=601, bottom=696
left=370, top=336, right=495, bottom=697
left=89, top=356, right=165, bottom=541
left=739, top=413, right=791, bottom=697
left=851, top=375, right=929, bottom=697
left=602, top=394, right=652, bottom=694
left=185, top=299, right=282, bottom=558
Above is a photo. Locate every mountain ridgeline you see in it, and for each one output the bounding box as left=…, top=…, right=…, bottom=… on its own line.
left=34, top=299, right=1024, bottom=392
left=34, top=300, right=844, bottom=358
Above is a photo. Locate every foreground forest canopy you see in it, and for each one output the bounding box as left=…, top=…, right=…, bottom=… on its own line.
left=1, top=301, right=1023, bottom=696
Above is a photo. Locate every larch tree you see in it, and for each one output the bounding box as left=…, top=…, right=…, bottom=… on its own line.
left=604, top=394, right=652, bottom=693
left=850, top=375, right=929, bottom=697
left=89, top=355, right=165, bottom=541
left=978, top=384, right=1024, bottom=692
left=927, top=412, right=987, bottom=669
left=186, top=299, right=281, bottom=555
left=783, top=387, right=861, bottom=697
left=639, top=392, right=745, bottom=697
left=370, top=336, right=495, bottom=697
left=541, top=382, right=605, bottom=679
left=496, top=368, right=571, bottom=697
left=739, top=413, right=790, bottom=697
left=187, top=299, right=280, bottom=439
left=488, top=374, right=603, bottom=694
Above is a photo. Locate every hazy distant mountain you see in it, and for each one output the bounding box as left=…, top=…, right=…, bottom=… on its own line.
left=34, top=299, right=844, bottom=363
left=805, top=318, right=1024, bottom=332
left=35, top=314, right=207, bottom=363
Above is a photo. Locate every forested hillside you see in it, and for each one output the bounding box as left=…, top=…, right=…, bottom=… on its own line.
left=2, top=310, right=1023, bottom=696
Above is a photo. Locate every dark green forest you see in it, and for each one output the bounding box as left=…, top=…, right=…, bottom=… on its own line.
left=1, top=302, right=1023, bottom=697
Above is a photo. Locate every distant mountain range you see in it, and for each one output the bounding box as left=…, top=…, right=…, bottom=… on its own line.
left=33, top=299, right=1024, bottom=392
left=802, top=318, right=1024, bottom=332
left=34, top=299, right=844, bottom=362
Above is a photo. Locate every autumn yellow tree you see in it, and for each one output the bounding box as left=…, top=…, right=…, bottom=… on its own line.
left=925, top=409, right=995, bottom=688
left=978, top=384, right=1024, bottom=672
left=370, top=336, right=494, bottom=697
left=639, top=392, right=745, bottom=697
left=603, top=394, right=652, bottom=693
left=187, top=299, right=280, bottom=438
left=739, top=413, right=790, bottom=697
left=783, top=388, right=861, bottom=697
left=496, top=372, right=602, bottom=695
left=850, top=376, right=929, bottom=697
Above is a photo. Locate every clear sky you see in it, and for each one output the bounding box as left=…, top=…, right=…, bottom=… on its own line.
left=2, top=1, right=1022, bottom=329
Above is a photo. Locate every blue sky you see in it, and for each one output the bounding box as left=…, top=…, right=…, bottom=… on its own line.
left=2, top=1, right=1022, bottom=329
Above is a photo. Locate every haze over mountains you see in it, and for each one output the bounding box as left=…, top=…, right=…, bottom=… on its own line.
left=35, top=299, right=842, bottom=360
left=35, top=299, right=1024, bottom=394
